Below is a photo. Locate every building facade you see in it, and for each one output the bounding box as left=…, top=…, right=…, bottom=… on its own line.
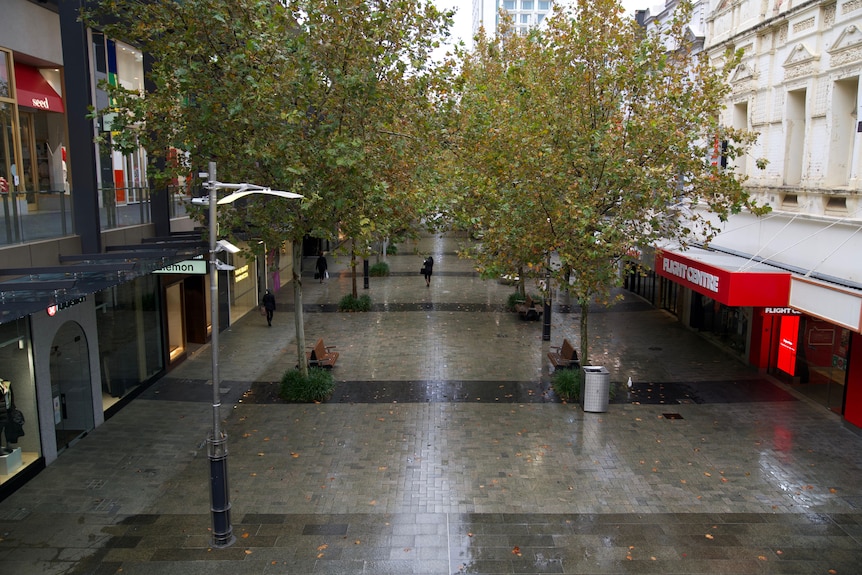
left=473, top=0, right=555, bottom=37
left=0, top=0, right=293, bottom=500
left=629, top=0, right=862, bottom=428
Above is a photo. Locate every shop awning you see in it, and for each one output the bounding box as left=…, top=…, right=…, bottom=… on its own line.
left=790, top=276, right=862, bottom=332
left=0, top=235, right=207, bottom=325
left=14, top=65, right=64, bottom=113
left=656, top=247, right=791, bottom=307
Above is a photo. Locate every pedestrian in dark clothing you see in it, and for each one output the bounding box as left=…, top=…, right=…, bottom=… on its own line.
left=262, top=289, right=276, bottom=326
left=315, top=252, right=328, bottom=283
left=422, top=256, right=434, bottom=287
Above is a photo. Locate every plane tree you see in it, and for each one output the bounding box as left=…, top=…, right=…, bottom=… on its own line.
left=88, top=0, right=453, bottom=374
left=447, top=0, right=767, bottom=367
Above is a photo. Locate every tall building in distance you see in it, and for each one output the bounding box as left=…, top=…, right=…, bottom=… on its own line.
left=473, top=0, right=554, bottom=38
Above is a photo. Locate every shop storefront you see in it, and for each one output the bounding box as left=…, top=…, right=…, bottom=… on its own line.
left=91, top=33, right=147, bottom=210
left=0, top=318, right=40, bottom=492
left=651, top=248, right=862, bottom=424
left=30, top=295, right=103, bottom=465
left=758, top=306, right=850, bottom=412
left=785, top=277, right=862, bottom=423
left=655, top=246, right=791, bottom=363
left=95, top=275, right=165, bottom=414
left=1, top=48, right=71, bottom=245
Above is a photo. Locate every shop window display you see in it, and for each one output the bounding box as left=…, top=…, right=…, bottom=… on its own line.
left=0, top=319, right=39, bottom=484
left=95, top=275, right=164, bottom=412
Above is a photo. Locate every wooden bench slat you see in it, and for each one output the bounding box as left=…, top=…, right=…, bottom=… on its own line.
left=514, top=295, right=543, bottom=321
left=306, top=337, right=339, bottom=368
left=548, top=338, right=579, bottom=370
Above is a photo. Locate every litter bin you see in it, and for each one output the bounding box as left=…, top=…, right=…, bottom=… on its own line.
left=582, top=366, right=610, bottom=412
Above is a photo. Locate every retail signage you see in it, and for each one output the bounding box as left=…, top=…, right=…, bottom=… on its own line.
left=46, top=296, right=87, bottom=316
left=655, top=249, right=790, bottom=307
left=153, top=260, right=207, bottom=275
left=763, top=307, right=801, bottom=315
left=661, top=256, right=720, bottom=293
left=14, top=65, right=65, bottom=113
left=233, top=264, right=250, bottom=283
left=776, top=315, right=800, bottom=375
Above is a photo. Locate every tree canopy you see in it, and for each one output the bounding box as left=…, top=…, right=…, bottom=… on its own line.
left=445, top=0, right=767, bottom=365
left=88, top=0, right=454, bottom=371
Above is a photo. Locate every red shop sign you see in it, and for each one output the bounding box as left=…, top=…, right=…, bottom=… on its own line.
left=655, top=250, right=790, bottom=307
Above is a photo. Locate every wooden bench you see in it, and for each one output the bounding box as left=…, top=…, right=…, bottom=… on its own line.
left=514, top=295, right=543, bottom=321
left=306, top=338, right=339, bottom=368
left=548, top=338, right=579, bottom=370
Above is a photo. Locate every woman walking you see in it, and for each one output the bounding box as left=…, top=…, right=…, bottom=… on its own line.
left=315, top=252, right=328, bottom=283
left=262, top=289, right=276, bottom=326
left=422, top=256, right=434, bottom=287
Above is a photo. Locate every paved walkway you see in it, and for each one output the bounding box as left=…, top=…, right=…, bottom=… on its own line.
left=2, top=233, right=862, bottom=574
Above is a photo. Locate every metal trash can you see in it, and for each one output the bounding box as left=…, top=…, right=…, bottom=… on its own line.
left=582, top=366, right=610, bottom=412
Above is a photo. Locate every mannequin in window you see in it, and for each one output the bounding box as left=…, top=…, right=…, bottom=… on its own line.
left=0, top=380, right=11, bottom=454
left=0, top=380, right=23, bottom=455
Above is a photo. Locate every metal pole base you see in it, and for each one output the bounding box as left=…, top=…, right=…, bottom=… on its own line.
left=542, top=299, right=551, bottom=341
left=208, top=433, right=235, bottom=548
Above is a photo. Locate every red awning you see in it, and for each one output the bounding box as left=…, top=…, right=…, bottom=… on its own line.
left=656, top=248, right=791, bottom=307
left=14, top=65, right=64, bottom=113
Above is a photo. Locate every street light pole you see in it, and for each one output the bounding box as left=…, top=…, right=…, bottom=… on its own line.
left=206, top=161, right=234, bottom=548
left=194, top=163, right=303, bottom=548
left=542, top=254, right=552, bottom=341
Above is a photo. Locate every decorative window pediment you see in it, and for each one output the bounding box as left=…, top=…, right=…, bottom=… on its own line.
left=731, top=62, right=757, bottom=83
left=828, top=24, right=862, bottom=54
left=713, top=0, right=733, bottom=15
left=783, top=43, right=819, bottom=68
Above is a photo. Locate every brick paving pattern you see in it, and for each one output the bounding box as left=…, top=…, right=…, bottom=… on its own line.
left=1, top=233, right=861, bottom=574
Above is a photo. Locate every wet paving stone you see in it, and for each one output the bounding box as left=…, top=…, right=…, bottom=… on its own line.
left=3, top=234, right=862, bottom=575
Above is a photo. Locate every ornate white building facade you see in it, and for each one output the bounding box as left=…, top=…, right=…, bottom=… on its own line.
left=633, top=0, right=862, bottom=425
left=472, top=0, right=555, bottom=37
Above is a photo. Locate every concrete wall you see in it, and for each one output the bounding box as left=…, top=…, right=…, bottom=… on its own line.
left=1, top=1, right=63, bottom=65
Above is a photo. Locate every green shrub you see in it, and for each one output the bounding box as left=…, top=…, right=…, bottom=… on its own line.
left=338, top=293, right=372, bottom=312
left=386, top=244, right=398, bottom=255
left=552, top=368, right=580, bottom=402
left=279, top=367, right=334, bottom=403
left=506, top=291, right=542, bottom=311
left=507, top=292, right=525, bottom=311
left=369, top=262, right=390, bottom=276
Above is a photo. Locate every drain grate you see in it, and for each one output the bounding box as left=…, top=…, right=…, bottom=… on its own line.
left=662, top=413, right=684, bottom=419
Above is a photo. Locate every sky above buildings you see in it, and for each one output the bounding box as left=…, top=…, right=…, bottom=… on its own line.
left=433, top=0, right=652, bottom=50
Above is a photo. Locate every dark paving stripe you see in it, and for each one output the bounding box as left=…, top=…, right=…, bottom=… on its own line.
left=626, top=378, right=798, bottom=404
left=235, top=378, right=797, bottom=405
left=110, top=511, right=862, bottom=572
left=138, top=377, right=248, bottom=406
left=145, top=377, right=795, bottom=405
left=282, top=299, right=653, bottom=314
left=243, top=379, right=559, bottom=404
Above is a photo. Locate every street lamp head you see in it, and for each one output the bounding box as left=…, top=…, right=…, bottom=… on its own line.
left=217, top=188, right=304, bottom=205
left=216, top=239, right=241, bottom=254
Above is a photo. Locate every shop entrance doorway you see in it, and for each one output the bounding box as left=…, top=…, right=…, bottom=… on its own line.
left=49, top=321, right=95, bottom=452
left=769, top=314, right=848, bottom=413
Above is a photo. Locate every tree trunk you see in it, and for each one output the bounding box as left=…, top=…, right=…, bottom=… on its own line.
left=351, top=239, right=358, bottom=298
left=579, top=298, right=590, bottom=382
left=293, top=241, right=307, bottom=377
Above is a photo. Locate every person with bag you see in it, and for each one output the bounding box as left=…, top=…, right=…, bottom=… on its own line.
left=315, top=251, right=328, bottom=283
left=262, top=289, right=276, bottom=326
left=421, top=256, right=434, bottom=287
